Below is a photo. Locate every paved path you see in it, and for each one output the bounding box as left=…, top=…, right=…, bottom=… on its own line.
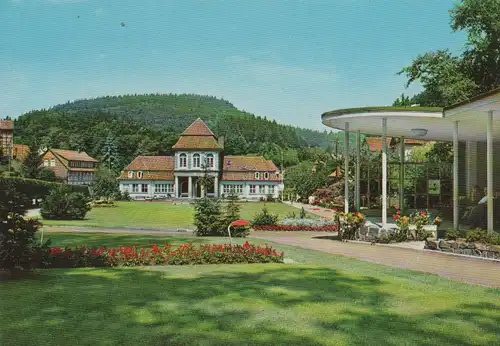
left=250, top=231, right=500, bottom=288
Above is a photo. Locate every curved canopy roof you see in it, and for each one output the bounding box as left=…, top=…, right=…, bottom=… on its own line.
left=321, top=104, right=500, bottom=142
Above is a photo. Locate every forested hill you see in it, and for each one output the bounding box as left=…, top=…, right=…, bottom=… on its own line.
left=13, top=93, right=338, bottom=170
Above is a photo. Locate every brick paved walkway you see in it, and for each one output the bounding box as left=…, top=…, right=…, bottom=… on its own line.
left=250, top=231, right=500, bottom=288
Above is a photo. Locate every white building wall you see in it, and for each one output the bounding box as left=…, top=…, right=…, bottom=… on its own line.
left=119, top=180, right=174, bottom=200
left=220, top=182, right=280, bottom=200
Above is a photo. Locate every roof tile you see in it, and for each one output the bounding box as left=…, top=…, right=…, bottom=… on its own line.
left=123, top=156, right=174, bottom=171
left=0, top=120, right=13, bottom=130
left=172, top=136, right=222, bottom=150
left=222, top=155, right=278, bottom=172
left=182, top=118, right=216, bottom=136
left=51, top=149, right=98, bottom=162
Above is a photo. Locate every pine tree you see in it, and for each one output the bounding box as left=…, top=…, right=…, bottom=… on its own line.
left=101, top=135, right=120, bottom=172
left=21, top=142, right=43, bottom=179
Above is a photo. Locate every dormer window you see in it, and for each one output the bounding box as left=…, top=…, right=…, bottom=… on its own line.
left=128, top=171, right=134, bottom=178
left=193, top=153, right=201, bottom=168
left=254, top=172, right=260, bottom=180
left=179, top=153, right=187, bottom=168
left=137, top=171, right=143, bottom=179
left=264, top=172, right=269, bottom=180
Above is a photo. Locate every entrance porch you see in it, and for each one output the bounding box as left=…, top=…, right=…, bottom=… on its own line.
left=175, top=175, right=217, bottom=199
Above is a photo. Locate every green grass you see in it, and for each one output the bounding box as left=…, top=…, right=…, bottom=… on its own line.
left=2, top=232, right=499, bottom=346
left=41, top=201, right=316, bottom=229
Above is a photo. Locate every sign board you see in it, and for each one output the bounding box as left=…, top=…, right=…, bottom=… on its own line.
left=428, top=179, right=440, bottom=195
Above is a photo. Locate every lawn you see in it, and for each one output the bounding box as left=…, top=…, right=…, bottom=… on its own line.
left=41, top=201, right=317, bottom=229
left=1, top=232, right=499, bottom=346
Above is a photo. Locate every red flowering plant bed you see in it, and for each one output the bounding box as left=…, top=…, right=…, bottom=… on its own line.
left=252, top=224, right=338, bottom=232
left=38, top=242, right=284, bottom=268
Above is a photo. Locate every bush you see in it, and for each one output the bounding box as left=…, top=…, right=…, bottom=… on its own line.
left=223, top=192, right=249, bottom=238
left=92, top=199, right=117, bottom=208
left=337, top=212, right=365, bottom=240
left=40, top=185, right=92, bottom=220
left=253, top=224, right=337, bottom=232
left=0, top=177, right=89, bottom=200
left=41, top=242, right=284, bottom=267
left=251, top=206, right=279, bottom=226
left=0, top=183, right=43, bottom=270
left=444, top=229, right=460, bottom=240
left=464, top=228, right=500, bottom=245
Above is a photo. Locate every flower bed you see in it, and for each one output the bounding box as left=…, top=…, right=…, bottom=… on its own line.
left=39, top=242, right=284, bottom=268
left=253, top=224, right=338, bottom=232
left=253, top=217, right=338, bottom=232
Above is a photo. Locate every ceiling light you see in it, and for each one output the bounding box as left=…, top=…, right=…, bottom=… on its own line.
left=410, top=128, right=428, bottom=137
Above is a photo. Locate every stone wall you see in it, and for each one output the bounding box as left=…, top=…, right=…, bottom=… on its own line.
left=425, top=239, right=500, bottom=260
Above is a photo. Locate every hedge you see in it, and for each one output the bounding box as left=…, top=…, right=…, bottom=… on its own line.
left=0, top=177, right=89, bottom=199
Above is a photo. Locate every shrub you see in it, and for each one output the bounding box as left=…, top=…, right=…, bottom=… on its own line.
left=41, top=242, right=284, bottom=267
left=464, top=228, right=500, bottom=245
left=299, top=207, right=307, bottom=219
left=252, top=224, right=338, bottom=232
left=40, top=185, right=92, bottom=220
left=251, top=206, right=279, bottom=226
left=337, top=212, right=365, bottom=240
left=0, top=183, right=43, bottom=270
left=444, top=229, right=460, bottom=240
left=92, top=199, right=117, bottom=208
left=0, top=177, right=89, bottom=200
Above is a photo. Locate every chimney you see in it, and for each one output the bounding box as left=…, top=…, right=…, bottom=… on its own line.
left=218, top=136, right=225, bottom=149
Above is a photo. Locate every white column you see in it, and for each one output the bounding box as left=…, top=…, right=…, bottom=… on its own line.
left=466, top=141, right=477, bottom=198
left=453, top=121, right=459, bottom=231
left=175, top=176, right=179, bottom=198
left=381, top=118, right=388, bottom=228
left=344, top=122, right=350, bottom=213
left=214, top=176, right=219, bottom=197
left=188, top=176, right=193, bottom=198
left=487, top=111, right=494, bottom=233
left=399, top=137, right=405, bottom=211
left=355, top=130, right=361, bottom=211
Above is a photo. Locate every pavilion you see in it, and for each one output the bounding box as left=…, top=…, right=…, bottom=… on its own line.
left=322, top=87, right=500, bottom=233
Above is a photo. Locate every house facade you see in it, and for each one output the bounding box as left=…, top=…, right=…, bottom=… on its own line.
left=118, top=118, right=283, bottom=200
left=0, top=120, right=13, bottom=159
left=41, top=149, right=99, bottom=185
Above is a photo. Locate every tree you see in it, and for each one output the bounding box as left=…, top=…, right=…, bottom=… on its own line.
left=21, top=142, right=43, bottom=179
left=90, top=167, right=120, bottom=199
left=100, top=135, right=121, bottom=172
left=398, top=0, right=500, bottom=106
left=0, top=182, right=42, bottom=270
left=192, top=197, right=223, bottom=236
left=222, top=191, right=248, bottom=237
left=38, top=168, right=58, bottom=182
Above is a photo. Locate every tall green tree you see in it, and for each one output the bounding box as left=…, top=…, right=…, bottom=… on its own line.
left=21, top=142, right=42, bottom=179
left=101, top=135, right=121, bottom=172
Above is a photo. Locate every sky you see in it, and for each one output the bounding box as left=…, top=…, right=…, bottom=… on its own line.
left=1, top=0, right=466, bottom=130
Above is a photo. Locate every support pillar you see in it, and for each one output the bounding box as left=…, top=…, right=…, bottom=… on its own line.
left=175, top=176, right=179, bottom=198
left=399, top=137, right=405, bottom=211
left=344, top=122, right=350, bottom=213
left=381, top=118, right=388, bottom=228
left=355, top=130, right=361, bottom=211
left=487, top=111, right=494, bottom=232
left=453, top=121, right=459, bottom=231
left=214, top=176, right=219, bottom=198
left=188, top=176, right=193, bottom=199
left=465, top=141, right=477, bottom=198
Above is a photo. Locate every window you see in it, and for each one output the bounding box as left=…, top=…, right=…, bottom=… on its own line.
left=254, top=172, right=260, bottom=180
left=141, top=184, right=148, bottom=193
left=193, top=153, right=201, bottom=168
left=50, top=159, right=56, bottom=167
left=132, top=184, right=139, bottom=193
left=250, top=185, right=256, bottom=194
left=269, top=185, right=275, bottom=195
left=155, top=184, right=173, bottom=193
left=264, top=172, right=269, bottom=180
left=206, top=153, right=214, bottom=168
left=259, top=185, right=266, bottom=194
left=179, top=153, right=187, bottom=168
left=223, top=185, right=232, bottom=194
left=137, top=171, right=143, bottom=179
left=122, top=184, right=130, bottom=192
left=235, top=185, right=243, bottom=194
left=44, top=160, right=49, bottom=167
left=128, top=171, right=134, bottom=178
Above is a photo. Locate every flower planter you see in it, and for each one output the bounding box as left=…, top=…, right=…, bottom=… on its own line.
left=408, top=225, right=437, bottom=238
